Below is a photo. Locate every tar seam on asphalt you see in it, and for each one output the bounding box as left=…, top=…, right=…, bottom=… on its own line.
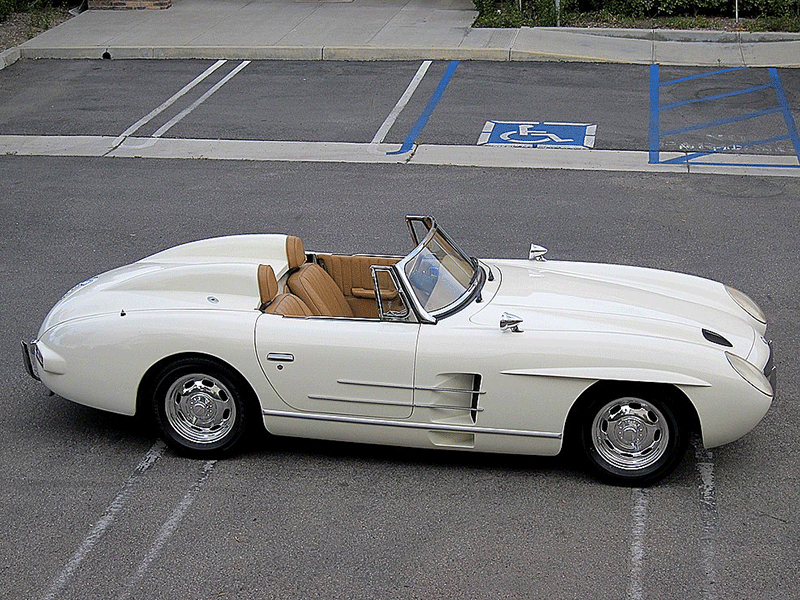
left=39, top=441, right=167, bottom=600
left=116, top=460, right=217, bottom=600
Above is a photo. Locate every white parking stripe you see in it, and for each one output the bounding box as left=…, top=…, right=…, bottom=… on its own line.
left=115, top=460, right=217, bottom=600
left=40, top=441, right=166, bottom=600
left=695, top=441, right=718, bottom=600
left=150, top=61, right=250, bottom=139
left=628, top=488, right=648, bottom=600
left=112, top=60, right=227, bottom=147
left=371, top=60, right=432, bottom=145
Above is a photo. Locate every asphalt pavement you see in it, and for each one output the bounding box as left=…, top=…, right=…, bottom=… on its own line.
left=2, top=0, right=800, bottom=67
left=2, top=4, right=799, bottom=599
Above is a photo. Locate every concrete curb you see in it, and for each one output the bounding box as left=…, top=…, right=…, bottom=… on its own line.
left=15, top=45, right=514, bottom=62
left=0, top=47, right=20, bottom=70
left=12, top=41, right=800, bottom=66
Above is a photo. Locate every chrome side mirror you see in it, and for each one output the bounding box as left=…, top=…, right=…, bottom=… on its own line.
left=529, top=244, right=548, bottom=261
left=500, top=312, right=523, bottom=333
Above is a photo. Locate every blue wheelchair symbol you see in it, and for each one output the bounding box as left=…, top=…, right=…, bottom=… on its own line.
left=478, top=121, right=596, bottom=149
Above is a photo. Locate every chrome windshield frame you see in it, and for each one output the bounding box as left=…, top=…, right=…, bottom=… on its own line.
left=393, top=216, right=485, bottom=323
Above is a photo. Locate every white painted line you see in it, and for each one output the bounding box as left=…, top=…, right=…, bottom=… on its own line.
left=370, top=60, right=431, bottom=145
left=628, top=488, right=648, bottom=600
left=40, top=441, right=166, bottom=600
left=150, top=60, right=250, bottom=139
left=115, top=460, right=217, bottom=600
left=476, top=120, right=494, bottom=146
left=3, top=135, right=800, bottom=178
left=113, top=60, right=227, bottom=146
left=695, top=439, right=718, bottom=600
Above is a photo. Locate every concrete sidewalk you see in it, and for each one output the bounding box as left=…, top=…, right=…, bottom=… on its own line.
left=3, top=0, right=800, bottom=67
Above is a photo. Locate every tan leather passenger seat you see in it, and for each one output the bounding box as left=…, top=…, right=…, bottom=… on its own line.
left=258, top=264, right=313, bottom=317
left=285, top=236, right=354, bottom=318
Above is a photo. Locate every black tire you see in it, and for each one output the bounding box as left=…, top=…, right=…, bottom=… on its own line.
left=151, top=358, right=253, bottom=457
left=579, top=386, right=688, bottom=486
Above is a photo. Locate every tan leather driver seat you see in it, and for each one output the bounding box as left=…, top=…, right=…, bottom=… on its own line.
left=285, top=236, right=354, bottom=318
left=258, top=264, right=313, bottom=317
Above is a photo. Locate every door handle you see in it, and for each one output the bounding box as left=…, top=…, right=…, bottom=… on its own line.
left=267, top=352, right=294, bottom=362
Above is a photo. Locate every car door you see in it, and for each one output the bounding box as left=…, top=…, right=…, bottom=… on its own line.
left=255, top=315, right=420, bottom=419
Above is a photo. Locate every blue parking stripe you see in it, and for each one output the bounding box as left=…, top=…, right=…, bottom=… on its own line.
left=387, top=60, right=459, bottom=156
left=769, top=68, right=800, bottom=163
left=660, top=67, right=747, bottom=86
left=681, top=161, right=800, bottom=169
left=652, top=65, right=800, bottom=169
left=660, top=84, right=771, bottom=111
left=648, top=64, right=660, bottom=164
left=662, top=107, right=782, bottom=137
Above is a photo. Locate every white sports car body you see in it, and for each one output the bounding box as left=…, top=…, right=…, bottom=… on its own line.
left=23, top=216, right=776, bottom=485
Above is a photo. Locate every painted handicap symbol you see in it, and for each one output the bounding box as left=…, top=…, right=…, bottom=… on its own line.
left=478, top=121, right=596, bottom=149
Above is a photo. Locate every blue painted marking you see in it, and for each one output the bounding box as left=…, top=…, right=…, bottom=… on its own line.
left=679, top=161, right=800, bottom=169
left=660, top=134, right=792, bottom=164
left=479, top=121, right=596, bottom=148
left=649, top=64, right=660, bottom=164
left=660, top=84, right=771, bottom=111
left=769, top=68, right=800, bottom=164
left=661, top=107, right=782, bottom=137
left=387, top=60, right=459, bottom=156
left=660, top=67, right=747, bottom=86
left=652, top=65, right=800, bottom=169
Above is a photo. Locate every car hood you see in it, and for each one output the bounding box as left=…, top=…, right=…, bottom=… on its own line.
left=472, top=259, right=757, bottom=357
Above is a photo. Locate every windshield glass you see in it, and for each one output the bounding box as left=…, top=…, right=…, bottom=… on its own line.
left=402, top=226, right=477, bottom=314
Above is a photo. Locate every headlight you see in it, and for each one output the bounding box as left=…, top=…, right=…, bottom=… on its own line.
left=725, top=285, right=766, bottom=324
left=726, top=352, right=773, bottom=396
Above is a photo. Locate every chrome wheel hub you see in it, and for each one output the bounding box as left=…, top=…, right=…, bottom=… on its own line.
left=591, top=398, right=669, bottom=471
left=165, top=374, right=236, bottom=444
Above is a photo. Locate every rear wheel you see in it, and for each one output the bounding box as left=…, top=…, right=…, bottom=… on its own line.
left=151, top=358, right=251, bottom=457
left=579, top=387, right=688, bottom=486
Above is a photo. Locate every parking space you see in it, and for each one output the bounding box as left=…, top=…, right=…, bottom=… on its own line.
left=0, top=60, right=228, bottom=137
left=161, top=60, right=449, bottom=144
left=1, top=59, right=798, bottom=175
left=392, top=62, right=651, bottom=151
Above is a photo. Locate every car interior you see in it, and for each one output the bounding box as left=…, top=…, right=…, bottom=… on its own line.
left=257, top=236, right=403, bottom=319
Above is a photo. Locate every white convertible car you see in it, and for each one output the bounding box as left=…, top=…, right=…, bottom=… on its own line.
left=23, top=216, right=775, bottom=485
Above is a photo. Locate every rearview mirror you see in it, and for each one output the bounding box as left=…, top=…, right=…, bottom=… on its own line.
left=529, top=244, right=548, bottom=261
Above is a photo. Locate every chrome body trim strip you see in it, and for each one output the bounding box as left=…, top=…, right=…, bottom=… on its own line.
left=306, top=394, right=484, bottom=412
left=261, top=409, right=561, bottom=439
left=336, top=379, right=485, bottom=395
left=308, top=394, right=410, bottom=407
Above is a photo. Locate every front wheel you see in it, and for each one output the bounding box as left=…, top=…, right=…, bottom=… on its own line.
left=151, top=358, right=252, bottom=457
left=579, top=388, right=688, bottom=486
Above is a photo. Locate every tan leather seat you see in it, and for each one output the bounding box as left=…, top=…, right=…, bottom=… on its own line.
left=285, top=236, right=354, bottom=318
left=258, top=264, right=313, bottom=317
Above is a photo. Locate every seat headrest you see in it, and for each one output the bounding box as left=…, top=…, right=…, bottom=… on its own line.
left=286, top=236, right=306, bottom=270
left=258, top=264, right=279, bottom=305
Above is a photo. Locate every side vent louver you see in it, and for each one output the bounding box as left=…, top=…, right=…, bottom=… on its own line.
left=703, top=329, right=733, bottom=347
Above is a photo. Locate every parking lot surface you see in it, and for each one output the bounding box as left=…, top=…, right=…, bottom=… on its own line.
left=2, top=59, right=799, bottom=600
